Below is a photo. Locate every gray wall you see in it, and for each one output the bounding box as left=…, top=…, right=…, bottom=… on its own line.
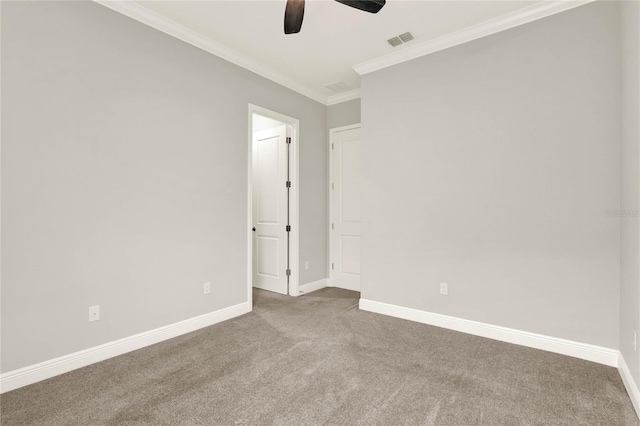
left=327, top=99, right=361, bottom=129
left=361, top=2, right=620, bottom=348
left=620, top=0, right=640, bottom=382
left=1, top=1, right=326, bottom=372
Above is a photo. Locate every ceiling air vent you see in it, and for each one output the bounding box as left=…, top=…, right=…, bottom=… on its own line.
left=399, top=32, right=414, bottom=43
left=325, top=81, right=351, bottom=93
left=388, top=31, right=414, bottom=47
left=387, top=36, right=403, bottom=47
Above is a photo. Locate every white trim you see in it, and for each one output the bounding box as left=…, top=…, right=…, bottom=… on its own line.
left=298, top=278, right=328, bottom=295
left=289, top=120, right=300, bottom=298
left=359, top=299, right=618, bottom=367
left=619, top=353, right=640, bottom=420
left=93, top=0, right=327, bottom=105
left=353, top=0, right=596, bottom=75
left=248, top=105, right=300, bottom=299
left=327, top=89, right=362, bottom=106
left=0, top=302, right=250, bottom=394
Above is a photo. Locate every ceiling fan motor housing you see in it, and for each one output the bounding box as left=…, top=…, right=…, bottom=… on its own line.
left=285, top=0, right=386, bottom=34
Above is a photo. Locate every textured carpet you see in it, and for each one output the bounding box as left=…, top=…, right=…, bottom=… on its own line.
left=1, top=288, right=637, bottom=425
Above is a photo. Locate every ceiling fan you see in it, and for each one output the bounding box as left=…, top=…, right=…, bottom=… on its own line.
left=284, top=0, right=386, bottom=34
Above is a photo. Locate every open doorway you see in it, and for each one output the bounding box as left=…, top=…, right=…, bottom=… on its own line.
left=247, top=105, right=299, bottom=308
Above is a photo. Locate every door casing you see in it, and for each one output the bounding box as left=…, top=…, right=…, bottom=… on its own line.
left=247, top=104, right=300, bottom=309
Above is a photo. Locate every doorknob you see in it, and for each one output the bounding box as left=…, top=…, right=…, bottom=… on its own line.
left=252, top=227, right=256, bottom=232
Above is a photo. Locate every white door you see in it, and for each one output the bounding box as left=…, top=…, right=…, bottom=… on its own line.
left=252, top=125, right=289, bottom=295
left=330, top=125, right=362, bottom=292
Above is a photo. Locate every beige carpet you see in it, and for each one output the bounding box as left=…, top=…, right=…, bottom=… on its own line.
left=1, top=288, right=637, bottom=425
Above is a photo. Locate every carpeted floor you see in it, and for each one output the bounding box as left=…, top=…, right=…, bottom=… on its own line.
left=1, top=287, right=637, bottom=425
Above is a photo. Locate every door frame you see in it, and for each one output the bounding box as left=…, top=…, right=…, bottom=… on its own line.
left=328, top=123, right=362, bottom=289
left=247, top=104, right=300, bottom=308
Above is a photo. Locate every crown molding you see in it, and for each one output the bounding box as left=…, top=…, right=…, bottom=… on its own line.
left=93, top=1, right=596, bottom=105
left=93, top=0, right=329, bottom=105
left=353, top=0, right=597, bottom=75
left=327, top=88, right=362, bottom=106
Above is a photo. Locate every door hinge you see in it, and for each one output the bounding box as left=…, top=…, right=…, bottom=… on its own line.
left=331, top=223, right=334, bottom=230
left=331, top=143, right=334, bottom=150
left=331, top=183, right=334, bottom=190
left=286, top=225, right=291, bottom=232
left=286, top=137, right=291, bottom=144
left=286, top=181, right=291, bottom=188
left=286, top=269, right=291, bottom=276
left=331, top=263, right=334, bottom=270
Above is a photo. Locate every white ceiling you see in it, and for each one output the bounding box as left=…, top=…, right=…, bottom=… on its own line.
left=122, top=1, right=556, bottom=103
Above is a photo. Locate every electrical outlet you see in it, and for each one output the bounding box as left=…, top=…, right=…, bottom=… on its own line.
left=440, top=283, right=448, bottom=296
left=89, top=305, right=100, bottom=322
left=304, top=260, right=309, bottom=270
left=203, top=282, right=211, bottom=295
left=634, top=330, right=637, bottom=352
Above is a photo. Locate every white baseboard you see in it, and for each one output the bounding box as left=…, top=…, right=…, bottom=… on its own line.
left=619, top=352, right=640, bottom=419
left=299, top=278, right=328, bottom=295
left=359, top=299, right=618, bottom=367
left=0, top=301, right=251, bottom=394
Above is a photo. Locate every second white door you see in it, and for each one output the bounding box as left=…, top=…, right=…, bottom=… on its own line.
left=253, top=125, right=289, bottom=295
left=330, top=125, right=362, bottom=292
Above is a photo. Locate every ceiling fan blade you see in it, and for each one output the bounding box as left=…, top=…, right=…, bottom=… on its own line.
left=334, top=0, right=386, bottom=14
left=284, top=0, right=305, bottom=34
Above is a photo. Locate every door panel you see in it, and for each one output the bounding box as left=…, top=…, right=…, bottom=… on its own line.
left=253, top=124, right=288, bottom=295
left=341, top=236, right=361, bottom=275
left=341, top=139, right=362, bottom=223
left=257, top=135, right=280, bottom=224
left=257, top=237, right=279, bottom=278
left=331, top=126, right=362, bottom=292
